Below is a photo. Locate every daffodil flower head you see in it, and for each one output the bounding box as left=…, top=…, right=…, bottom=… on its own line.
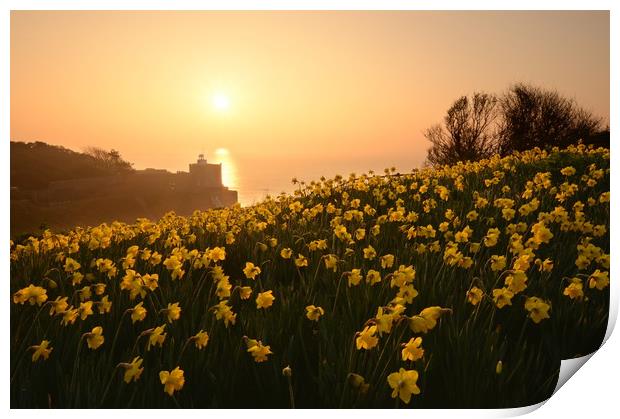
left=356, top=325, right=379, bottom=350
left=162, top=302, right=182, bottom=323
left=121, top=357, right=144, bottom=383
left=131, top=301, right=147, bottom=323
left=256, top=290, right=275, bottom=309
left=193, top=330, right=209, bottom=349
left=305, top=305, right=325, bottom=321
left=246, top=339, right=272, bottom=362
left=159, top=367, right=185, bottom=396
left=85, top=326, right=105, bottom=350
left=30, top=340, right=53, bottom=362
left=387, top=368, right=421, bottom=404
left=147, top=325, right=167, bottom=350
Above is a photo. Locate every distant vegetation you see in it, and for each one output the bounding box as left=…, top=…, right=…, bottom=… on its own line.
left=11, top=141, right=133, bottom=190
left=425, top=83, right=609, bottom=166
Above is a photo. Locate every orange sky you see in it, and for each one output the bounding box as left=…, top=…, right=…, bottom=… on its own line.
left=10, top=11, right=609, bottom=204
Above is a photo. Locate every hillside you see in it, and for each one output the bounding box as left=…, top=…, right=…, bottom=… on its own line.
left=10, top=144, right=610, bottom=408
left=10, top=141, right=237, bottom=237
left=10, top=141, right=131, bottom=190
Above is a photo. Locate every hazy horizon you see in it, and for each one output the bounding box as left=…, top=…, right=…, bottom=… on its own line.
left=11, top=10, right=610, bottom=205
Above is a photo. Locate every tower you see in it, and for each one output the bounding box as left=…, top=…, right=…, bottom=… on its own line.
left=189, top=154, right=222, bottom=187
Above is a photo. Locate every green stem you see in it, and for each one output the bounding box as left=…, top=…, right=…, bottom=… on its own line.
left=70, top=334, right=86, bottom=407
left=176, top=337, right=194, bottom=365
left=108, top=309, right=130, bottom=363
left=332, top=273, right=346, bottom=314
left=286, top=375, right=295, bottom=408
left=130, top=330, right=149, bottom=357
left=10, top=301, right=51, bottom=384
left=99, top=363, right=122, bottom=407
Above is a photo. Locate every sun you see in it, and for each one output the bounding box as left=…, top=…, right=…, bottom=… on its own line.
left=212, top=93, right=230, bottom=111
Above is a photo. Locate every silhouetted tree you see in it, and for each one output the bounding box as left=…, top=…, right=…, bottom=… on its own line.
left=497, top=83, right=603, bottom=154
left=11, top=141, right=108, bottom=189
left=424, top=84, right=607, bottom=165
left=84, top=146, right=133, bottom=173
left=425, top=92, right=499, bottom=166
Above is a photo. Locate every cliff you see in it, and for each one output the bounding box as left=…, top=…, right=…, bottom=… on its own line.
left=10, top=142, right=237, bottom=237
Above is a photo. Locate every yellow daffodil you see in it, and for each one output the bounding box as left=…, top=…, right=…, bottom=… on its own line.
left=524, top=297, right=551, bottom=323
left=409, top=307, right=450, bottom=334
left=356, top=325, right=379, bottom=350
left=63, top=257, right=81, bottom=273
left=563, top=279, right=584, bottom=300
left=239, top=286, right=252, bottom=300
left=97, top=295, right=112, bottom=314
left=366, top=269, right=382, bottom=285
left=213, top=300, right=237, bottom=327
left=490, top=255, right=507, bottom=272
left=13, top=285, right=48, bottom=306
left=159, top=367, right=185, bottom=396
left=131, top=302, right=147, bottom=323
left=324, top=254, right=338, bottom=272
left=147, top=325, right=167, bottom=350
left=256, top=290, right=275, bottom=309
left=397, top=284, right=419, bottom=304
left=49, top=296, right=68, bottom=316
left=121, top=357, right=144, bottom=383
left=193, top=330, right=209, bottom=349
left=294, top=254, right=308, bottom=268
left=280, top=248, right=293, bottom=259
left=243, top=262, right=261, bottom=280
left=78, top=286, right=92, bottom=302
left=30, top=340, right=53, bottom=362
left=143, top=273, right=159, bottom=291
left=466, top=287, right=484, bottom=306
left=305, top=305, right=324, bottom=321
left=163, top=302, right=181, bottom=323
left=78, top=301, right=94, bottom=320
left=492, top=288, right=514, bottom=309
left=380, top=254, right=395, bottom=269
left=363, top=245, right=377, bottom=260
left=93, top=283, right=106, bottom=296
left=401, top=337, right=424, bottom=362
left=505, top=271, right=528, bottom=294
left=216, top=277, right=232, bottom=299
left=535, top=258, right=554, bottom=272
left=247, top=341, right=272, bottom=362
left=348, top=269, right=363, bottom=287
left=387, top=368, right=421, bottom=404
left=71, top=272, right=84, bottom=286
left=85, top=326, right=105, bottom=350
left=355, top=228, right=366, bottom=241
left=531, top=221, right=554, bottom=245
left=588, top=269, right=609, bottom=290
left=60, top=307, right=79, bottom=326
left=210, top=247, right=226, bottom=262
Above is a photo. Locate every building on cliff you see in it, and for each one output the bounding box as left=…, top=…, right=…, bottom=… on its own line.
left=11, top=154, right=238, bottom=235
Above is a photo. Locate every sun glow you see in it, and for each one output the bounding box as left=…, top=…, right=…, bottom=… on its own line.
left=212, top=93, right=230, bottom=111
left=215, top=147, right=230, bottom=156
left=212, top=147, right=237, bottom=188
